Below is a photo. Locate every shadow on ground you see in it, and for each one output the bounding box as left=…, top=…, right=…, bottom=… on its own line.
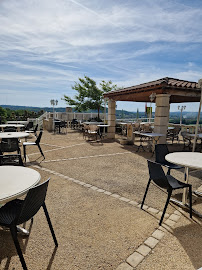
left=173, top=222, right=202, bottom=269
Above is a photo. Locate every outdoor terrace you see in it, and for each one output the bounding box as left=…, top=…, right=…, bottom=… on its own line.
left=0, top=128, right=202, bottom=270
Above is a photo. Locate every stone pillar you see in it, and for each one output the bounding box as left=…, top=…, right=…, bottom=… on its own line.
left=127, top=123, right=134, bottom=143
left=108, top=99, right=116, bottom=139
left=153, top=94, right=170, bottom=144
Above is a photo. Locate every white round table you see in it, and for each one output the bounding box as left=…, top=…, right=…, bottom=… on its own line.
left=0, top=124, right=24, bottom=128
left=0, top=132, right=29, bottom=140
left=0, top=166, right=41, bottom=204
left=166, top=152, right=202, bottom=217
left=166, top=152, right=202, bottom=170
left=0, top=124, right=24, bottom=132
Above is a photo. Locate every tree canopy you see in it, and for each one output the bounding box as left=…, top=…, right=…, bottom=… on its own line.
left=63, top=76, right=117, bottom=119
left=0, top=106, right=44, bottom=123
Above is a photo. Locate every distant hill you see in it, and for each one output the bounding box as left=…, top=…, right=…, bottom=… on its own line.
left=0, top=104, right=200, bottom=122
left=0, top=104, right=142, bottom=117
left=0, top=105, right=66, bottom=113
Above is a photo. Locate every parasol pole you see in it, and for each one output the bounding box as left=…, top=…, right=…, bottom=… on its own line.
left=192, top=79, right=202, bottom=152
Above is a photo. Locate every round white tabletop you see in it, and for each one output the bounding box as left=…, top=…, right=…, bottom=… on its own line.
left=166, top=152, right=202, bottom=170
left=0, top=124, right=24, bottom=128
left=0, top=132, right=29, bottom=139
left=0, top=166, right=41, bottom=204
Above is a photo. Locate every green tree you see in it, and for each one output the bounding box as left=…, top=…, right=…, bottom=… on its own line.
left=63, top=75, right=117, bottom=119
left=0, top=106, right=7, bottom=123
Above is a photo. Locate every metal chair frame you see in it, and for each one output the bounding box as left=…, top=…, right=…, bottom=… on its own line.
left=0, top=138, right=23, bottom=166
left=155, top=144, right=183, bottom=175
left=141, top=160, right=192, bottom=225
left=23, top=131, right=45, bottom=162
left=0, top=178, right=58, bottom=270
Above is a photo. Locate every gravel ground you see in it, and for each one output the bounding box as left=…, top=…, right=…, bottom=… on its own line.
left=0, top=129, right=201, bottom=270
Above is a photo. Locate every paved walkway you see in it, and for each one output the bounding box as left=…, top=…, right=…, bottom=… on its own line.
left=0, top=129, right=201, bottom=269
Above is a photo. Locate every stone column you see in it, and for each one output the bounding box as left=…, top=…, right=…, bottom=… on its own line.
left=153, top=94, right=170, bottom=144
left=107, top=99, right=116, bottom=139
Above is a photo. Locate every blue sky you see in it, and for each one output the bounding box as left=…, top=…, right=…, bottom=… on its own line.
left=0, top=0, right=202, bottom=112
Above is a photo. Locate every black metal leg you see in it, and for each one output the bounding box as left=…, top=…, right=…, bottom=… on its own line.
left=189, top=185, right=192, bottom=219
left=167, top=168, right=171, bottom=175
left=136, top=135, right=145, bottom=152
left=43, top=203, right=58, bottom=247
left=159, top=189, right=172, bottom=225
left=19, top=155, right=24, bottom=166
left=10, top=226, right=28, bottom=270
left=23, top=145, right=26, bottom=162
left=141, top=178, right=151, bottom=209
left=37, top=144, right=45, bottom=159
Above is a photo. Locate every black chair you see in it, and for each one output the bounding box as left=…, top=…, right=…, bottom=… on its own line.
left=181, top=131, right=192, bottom=150
left=23, top=131, right=45, bottom=162
left=25, top=122, right=33, bottom=131
left=0, top=178, right=58, bottom=270
left=166, top=126, right=181, bottom=144
left=141, top=160, right=192, bottom=225
left=155, top=144, right=183, bottom=175
left=71, top=119, right=78, bottom=129
left=25, top=124, right=38, bottom=137
left=54, top=121, right=61, bottom=134
left=4, top=126, right=17, bottom=132
left=60, top=121, right=67, bottom=134
left=0, top=138, right=23, bottom=166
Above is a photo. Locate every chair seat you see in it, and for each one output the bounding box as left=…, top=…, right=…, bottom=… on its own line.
left=161, top=161, right=183, bottom=170
left=0, top=199, right=22, bottom=226
left=88, top=131, right=97, bottom=134
left=23, top=142, right=36, bottom=146
left=167, top=175, right=190, bottom=189
left=25, top=130, right=34, bottom=133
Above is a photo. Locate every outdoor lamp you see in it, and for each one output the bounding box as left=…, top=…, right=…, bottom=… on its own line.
left=50, top=99, right=58, bottom=131
left=178, top=105, right=186, bottom=126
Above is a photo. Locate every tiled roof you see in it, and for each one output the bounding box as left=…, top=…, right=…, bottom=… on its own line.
left=104, top=77, right=199, bottom=96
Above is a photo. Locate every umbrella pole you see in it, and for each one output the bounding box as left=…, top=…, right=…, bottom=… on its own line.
left=192, top=79, right=202, bottom=152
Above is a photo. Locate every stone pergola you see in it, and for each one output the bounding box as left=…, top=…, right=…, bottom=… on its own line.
left=103, top=77, right=201, bottom=142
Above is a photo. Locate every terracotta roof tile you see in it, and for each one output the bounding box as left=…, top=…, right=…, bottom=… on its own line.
left=104, top=77, right=199, bottom=97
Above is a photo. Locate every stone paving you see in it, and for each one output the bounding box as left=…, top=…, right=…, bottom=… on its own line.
left=1, top=129, right=201, bottom=269
left=32, top=163, right=184, bottom=270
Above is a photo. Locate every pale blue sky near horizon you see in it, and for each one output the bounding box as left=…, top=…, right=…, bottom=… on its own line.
left=0, top=0, right=202, bottom=112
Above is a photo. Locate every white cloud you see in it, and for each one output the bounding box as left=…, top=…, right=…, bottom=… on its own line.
left=0, top=0, right=202, bottom=109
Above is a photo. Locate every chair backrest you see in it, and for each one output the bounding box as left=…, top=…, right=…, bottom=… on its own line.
left=147, top=160, right=169, bottom=189
left=173, top=126, right=181, bottom=134
left=54, top=121, right=60, bottom=127
left=155, top=144, right=169, bottom=164
left=4, top=126, right=17, bottom=132
left=0, top=138, right=20, bottom=152
left=141, top=124, right=152, bottom=133
left=35, top=131, right=43, bottom=145
left=89, top=125, right=98, bottom=131
left=181, top=131, right=190, bottom=139
left=60, top=121, right=67, bottom=128
left=72, top=119, right=78, bottom=124
left=25, top=122, right=34, bottom=131
left=83, top=124, right=89, bottom=131
left=16, top=178, right=50, bottom=225
left=34, top=124, right=38, bottom=133
left=133, top=123, right=140, bottom=131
